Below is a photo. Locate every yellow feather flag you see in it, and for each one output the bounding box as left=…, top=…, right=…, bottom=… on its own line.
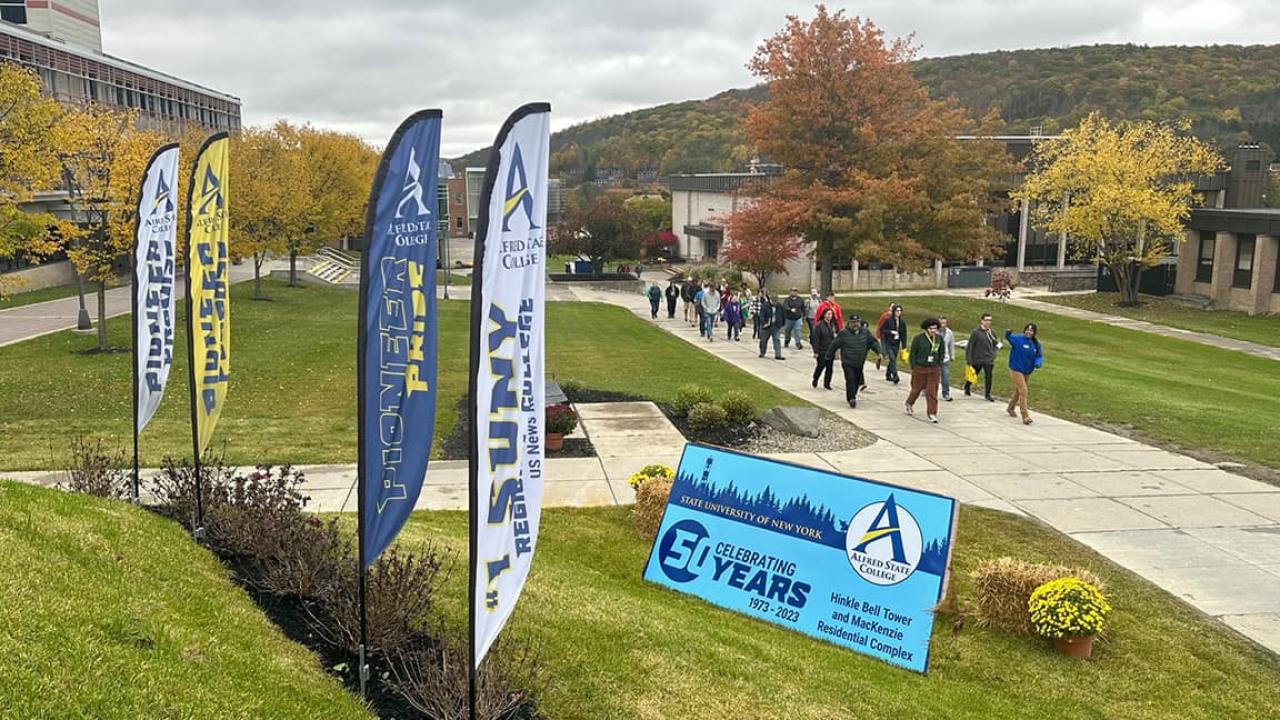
left=185, top=133, right=230, bottom=454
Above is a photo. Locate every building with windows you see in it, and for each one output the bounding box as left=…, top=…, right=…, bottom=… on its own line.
left=2, top=3, right=240, bottom=287
left=1176, top=212, right=1280, bottom=314
left=1, top=7, right=241, bottom=133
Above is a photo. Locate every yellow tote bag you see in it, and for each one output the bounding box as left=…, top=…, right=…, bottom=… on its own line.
left=965, top=365, right=978, bottom=384
left=899, top=347, right=909, bottom=364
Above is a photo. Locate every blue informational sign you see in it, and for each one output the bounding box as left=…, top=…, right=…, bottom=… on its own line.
left=642, top=444, right=958, bottom=673
left=358, top=110, right=442, bottom=568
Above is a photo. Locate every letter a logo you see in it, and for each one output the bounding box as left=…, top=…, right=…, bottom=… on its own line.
left=151, top=170, right=174, bottom=216
left=396, top=147, right=431, bottom=218
left=852, top=494, right=907, bottom=564
left=501, top=143, right=539, bottom=232
left=197, top=165, right=223, bottom=216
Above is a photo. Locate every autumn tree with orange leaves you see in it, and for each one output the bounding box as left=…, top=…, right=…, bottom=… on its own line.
left=731, top=7, right=1013, bottom=294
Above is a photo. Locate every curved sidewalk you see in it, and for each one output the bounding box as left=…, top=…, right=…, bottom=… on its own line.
left=573, top=287, right=1280, bottom=655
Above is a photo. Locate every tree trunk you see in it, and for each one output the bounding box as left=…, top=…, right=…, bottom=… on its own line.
left=253, top=252, right=264, bottom=300
left=818, top=233, right=834, bottom=297
left=288, top=249, right=298, bottom=287
left=1110, top=260, right=1137, bottom=306
left=96, top=281, right=108, bottom=351
left=1129, top=262, right=1144, bottom=307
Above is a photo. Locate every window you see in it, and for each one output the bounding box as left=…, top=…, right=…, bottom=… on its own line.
left=1234, top=234, right=1256, bottom=289
left=454, top=192, right=463, bottom=205
left=455, top=217, right=463, bottom=229
left=1195, top=230, right=1215, bottom=283
left=0, top=0, right=27, bottom=24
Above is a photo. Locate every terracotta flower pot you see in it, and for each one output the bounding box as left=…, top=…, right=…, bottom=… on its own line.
left=1053, top=634, right=1095, bottom=659
left=546, top=432, right=565, bottom=451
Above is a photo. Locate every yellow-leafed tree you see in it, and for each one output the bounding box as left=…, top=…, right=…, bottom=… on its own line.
left=1015, top=112, right=1224, bottom=306
left=0, top=64, right=72, bottom=296
left=230, top=123, right=307, bottom=299
left=55, top=104, right=167, bottom=349
left=290, top=124, right=377, bottom=285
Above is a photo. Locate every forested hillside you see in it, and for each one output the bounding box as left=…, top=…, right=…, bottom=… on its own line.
left=452, top=44, right=1280, bottom=182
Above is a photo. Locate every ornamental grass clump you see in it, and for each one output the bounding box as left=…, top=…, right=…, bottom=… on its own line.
left=1029, top=577, right=1112, bottom=640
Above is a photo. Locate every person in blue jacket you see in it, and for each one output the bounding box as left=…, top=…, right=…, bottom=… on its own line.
left=1005, top=323, right=1043, bottom=425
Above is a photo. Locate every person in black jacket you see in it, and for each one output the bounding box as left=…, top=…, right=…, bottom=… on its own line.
left=810, top=307, right=839, bottom=389
left=963, top=312, right=1002, bottom=401
left=825, top=315, right=881, bottom=407
left=665, top=281, right=679, bottom=319
left=877, top=304, right=907, bottom=384
left=680, top=282, right=697, bottom=325
left=783, top=287, right=806, bottom=350
left=757, top=291, right=786, bottom=360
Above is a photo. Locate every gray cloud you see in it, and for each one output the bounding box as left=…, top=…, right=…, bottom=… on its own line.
left=98, top=1, right=1280, bottom=156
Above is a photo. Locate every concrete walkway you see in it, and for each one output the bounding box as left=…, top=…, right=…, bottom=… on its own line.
left=1007, top=296, right=1280, bottom=362
left=0, top=260, right=285, bottom=348
left=572, top=286, right=1280, bottom=655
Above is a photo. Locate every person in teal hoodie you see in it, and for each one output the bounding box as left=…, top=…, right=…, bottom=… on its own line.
left=1005, top=323, right=1043, bottom=425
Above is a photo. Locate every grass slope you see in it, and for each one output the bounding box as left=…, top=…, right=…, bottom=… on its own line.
left=0, top=481, right=371, bottom=719
left=0, top=279, right=799, bottom=470
left=1035, top=291, right=1280, bottom=348
left=400, top=506, right=1280, bottom=720
left=838, top=294, right=1280, bottom=470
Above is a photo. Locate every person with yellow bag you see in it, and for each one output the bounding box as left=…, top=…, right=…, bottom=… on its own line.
left=877, top=303, right=907, bottom=384
left=963, top=313, right=1002, bottom=402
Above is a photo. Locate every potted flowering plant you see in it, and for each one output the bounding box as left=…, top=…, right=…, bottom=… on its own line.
left=1028, top=577, right=1111, bottom=658
left=545, top=404, right=578, bottom=451
left=627, top=463, right=674, bottom=490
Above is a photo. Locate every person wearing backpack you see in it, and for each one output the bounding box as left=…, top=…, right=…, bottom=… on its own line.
left=646, top=283, right=662, bottom=319
left=825, top=314, right=881, bottom=408
left=1005, top=323, right=1044, bottom=425
left=664, top=281, right=679, bottom=319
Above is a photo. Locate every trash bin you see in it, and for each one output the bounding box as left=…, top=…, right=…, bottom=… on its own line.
left=573, top=260, right=594, bottom=274
left=947, top=266, right=991, bottom=289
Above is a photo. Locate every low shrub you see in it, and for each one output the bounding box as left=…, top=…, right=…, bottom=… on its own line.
left=627, top=463, right=674, bottom=490
left=387, top=628, right=543, bottom=720
left=258, top=515, right=350, bottom=600
left=687, top=402, right=728, bottom=434
left=985, top=267, right=1016, bottom=302
left=310, top=543, right=452, bottom=656
left=148, top=452, right=236, bottom=531
left=672, top=384, right=714, bottom=417
left=719, top=391, right=756, bottom=426
left=62, top=436, right=131, bottom=499
left=634, top=474, right=675, bottom=540
left=1029, top=577, right=1111, bottom=639
left=971, top=557, right=1104, bottom=635
left=205, top=465, right=310, bottom=559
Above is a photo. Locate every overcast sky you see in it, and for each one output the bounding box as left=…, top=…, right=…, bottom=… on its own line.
left=99, top=0, right=1280, bottom=157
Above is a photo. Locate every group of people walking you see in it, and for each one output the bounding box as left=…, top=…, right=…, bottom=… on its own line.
left=647, top=281, right=1045, bottom=425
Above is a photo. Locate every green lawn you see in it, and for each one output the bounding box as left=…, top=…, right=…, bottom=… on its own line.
left=838, top=293, right=1280, bottom=470
left=398, top=505, right=1280, bottom=720
left=1036, top=291, right=1280, bottom=348
left=0, top=481, right=370, bottom=720
left=0, top=282, right=91, bottom=309
left=0, top=278, right=799, bottom=471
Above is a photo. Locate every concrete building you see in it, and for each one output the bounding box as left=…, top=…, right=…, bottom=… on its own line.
left=2, top=0, right=101, bottom=52
left=1, top=15, right=240, bottom=133
left=1176, top=213, right=1280, bottom=314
